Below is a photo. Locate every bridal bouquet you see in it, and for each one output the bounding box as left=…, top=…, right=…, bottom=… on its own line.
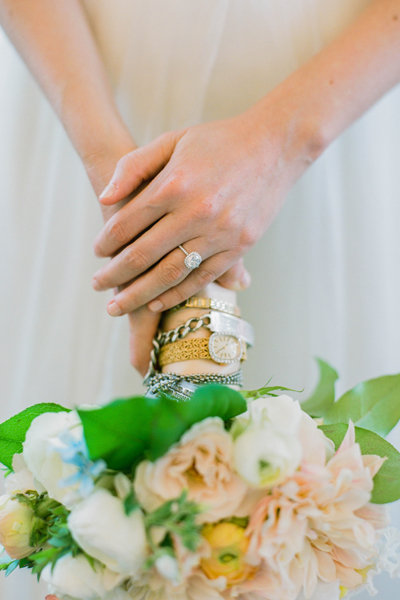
left=1, top=361, right=400, bottom=600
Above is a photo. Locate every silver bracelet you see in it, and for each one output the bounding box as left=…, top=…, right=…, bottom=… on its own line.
left=145, top=370, right=243, bottom=400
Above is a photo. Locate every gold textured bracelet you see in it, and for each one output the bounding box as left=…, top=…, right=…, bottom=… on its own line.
left=168, top=296, right=240, bottom=317
left=159, top=337, right=247, bottom=367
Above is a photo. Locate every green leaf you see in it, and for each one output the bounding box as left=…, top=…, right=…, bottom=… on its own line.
left=0, top=403, right=70, bottom=470
left=5, top=560, right=20, bottom=576
left=320, top=423, right=400, bottom=504
left=323, top=374, right=400, bottom=436
left=123, top=490, right=139, bottom=516
left=301, top=358, right=338, bottom=417
left=79, top=385, right=246, bottom=471
left=241, top=383, right=301, bottom=401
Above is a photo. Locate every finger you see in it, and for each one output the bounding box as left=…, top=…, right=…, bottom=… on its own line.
left=105, top=239, right=216, bottom=316
left=216, top=259, right=251, bottom=290
left=98, top=130, right=185, bottom=205
left=93, top=215, right=198, bottom=291
left=128, top=307, right=160, bottom=376
left=45, top=596, right=59, bottom=600
left=147, top=251, right=239, bottom=313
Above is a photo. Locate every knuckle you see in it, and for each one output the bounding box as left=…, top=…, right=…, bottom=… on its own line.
left=164, top=287, right=187, bottom=307
left=239, top=226, right=258, bottom=250
left=219, top=208, right=241, bottom=232
left=158, top=262, right=184, bottom=286
left=124, top=246, right=149, bottom=273
left=107, top=219, right=128, bottom=247
left=196, top=266, right=217, bottom=285
left=194, top=197, right=218, bottom=221
left=160, top=170, right=187, bottom=196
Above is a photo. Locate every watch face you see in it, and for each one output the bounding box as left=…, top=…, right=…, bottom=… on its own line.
left=209, top=333, right=243, bottom=364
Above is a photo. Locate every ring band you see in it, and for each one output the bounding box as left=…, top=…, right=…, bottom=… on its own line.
left=178, top=245, right=203, bottom=270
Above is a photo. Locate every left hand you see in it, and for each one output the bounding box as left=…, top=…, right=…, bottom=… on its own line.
left=91, top=99, right=316, bottom=317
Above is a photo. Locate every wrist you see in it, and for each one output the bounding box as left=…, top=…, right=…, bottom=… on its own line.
left=82, top=131, right=136, bottom=196
left=247, top=87, right=328, bottom=175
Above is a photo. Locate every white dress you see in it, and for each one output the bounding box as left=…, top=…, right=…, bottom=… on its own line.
left=1, top=1, right=400, bottom=598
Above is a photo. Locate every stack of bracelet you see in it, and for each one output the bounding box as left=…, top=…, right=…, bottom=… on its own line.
left=144, top=296, right=254, bottom=399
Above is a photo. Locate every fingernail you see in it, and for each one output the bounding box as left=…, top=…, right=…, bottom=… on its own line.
left=99, top=181, right=117, bottom=200
left=92, top=276, right=101, bottom=291
left=148, top=299, right=164, bottom=312
left=107, top=299, right=123, bottom=316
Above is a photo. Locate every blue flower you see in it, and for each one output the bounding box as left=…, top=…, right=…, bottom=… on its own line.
left=53, top=431, right=107, bottom=498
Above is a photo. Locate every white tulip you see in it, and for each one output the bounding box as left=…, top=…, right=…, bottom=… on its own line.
left=23, top=411, right=83, bottom=507
left=68, top=488, right=147, bottom=576
left=41, top=553, right=123, bottom=600
left=0, top=494, right=35, bottom=559
left=233, top=395, right=303, bottom=488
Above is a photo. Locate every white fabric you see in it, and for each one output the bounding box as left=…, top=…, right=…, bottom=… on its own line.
left=1, top=0, right=400, bottom=598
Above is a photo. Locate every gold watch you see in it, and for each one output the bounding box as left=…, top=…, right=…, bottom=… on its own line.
left=159, top=335, right=247, bottom=367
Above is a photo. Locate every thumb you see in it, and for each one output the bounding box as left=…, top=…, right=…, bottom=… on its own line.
left=99, top=129, right=185, bottom=205
left=128, top=306, right=160, bottom=377
left=216, top=259, right=251, bottom=291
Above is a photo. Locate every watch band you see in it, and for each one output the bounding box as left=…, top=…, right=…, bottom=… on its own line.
left=159, top=337, right=247, bottom=367
left=205, top=311, right=254, bottom=347
left=168, top=296, right=241, bottom=317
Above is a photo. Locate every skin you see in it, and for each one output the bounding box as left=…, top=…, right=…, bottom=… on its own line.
left=91, top=0, right=400, bottom=321
left=0, top=0, right=249, bottom=376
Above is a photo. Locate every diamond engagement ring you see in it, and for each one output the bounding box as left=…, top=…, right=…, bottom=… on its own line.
left=178, top=245, right=202, bottom=270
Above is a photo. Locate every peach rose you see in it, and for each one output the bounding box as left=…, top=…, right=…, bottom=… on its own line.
left=134, top=417, right=248, bottom=522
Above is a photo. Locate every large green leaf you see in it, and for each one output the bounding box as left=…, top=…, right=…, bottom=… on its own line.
left=320, top=423, right=400, bottom=504
left=301, top=358, right=338, bottom=417
left=0, top=403, right=69, bottom=470
left=78, top=385, right=246, bottom=471
left=324, top=374, right=400, bottom=436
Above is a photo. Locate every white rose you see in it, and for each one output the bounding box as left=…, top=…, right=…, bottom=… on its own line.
left=68, top=488, right=147, bottom=576
left=41, top=553, right=123, bottom=600
left=233, top=395, right=303, bottom=488
left=0, top=494, right=34, bottom=559
left=5, top=454, right=36, bottom=495
left=23, top=411, right=83, bottom=507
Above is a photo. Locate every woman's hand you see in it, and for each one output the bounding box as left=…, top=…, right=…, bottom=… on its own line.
left=91, top=100, right=315, bottom=317
left=84, top=145, right=250, bottom=376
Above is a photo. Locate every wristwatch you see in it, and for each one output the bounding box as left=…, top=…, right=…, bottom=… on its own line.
left=159, top=336, right=247, bottom=367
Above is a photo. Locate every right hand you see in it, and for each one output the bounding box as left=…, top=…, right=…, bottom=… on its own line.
left=84, top=145, right=251, bottom=376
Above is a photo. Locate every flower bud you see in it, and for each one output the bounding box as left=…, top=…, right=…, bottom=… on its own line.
left=0, top=494, right=34, bottom=559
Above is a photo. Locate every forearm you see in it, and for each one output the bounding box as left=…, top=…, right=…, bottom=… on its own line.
left=0, top=0, right=133, bottom=201
left=253, top=0, right=400, bottom=161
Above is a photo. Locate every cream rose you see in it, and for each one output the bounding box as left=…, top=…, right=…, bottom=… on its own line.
left=134, top=417, right=248, bottom=523
left=41, top=553, right=123, bottom=600
left=68, top=488, right=147, bottom=576
left=23, top=411, right=83, bottom=507
left=233, top=395, right=303, bottom=488
left=0, top=494, right=34, bottom=559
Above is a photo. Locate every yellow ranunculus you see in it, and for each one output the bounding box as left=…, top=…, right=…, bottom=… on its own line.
left=200, top=522, right=255, bottom=585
